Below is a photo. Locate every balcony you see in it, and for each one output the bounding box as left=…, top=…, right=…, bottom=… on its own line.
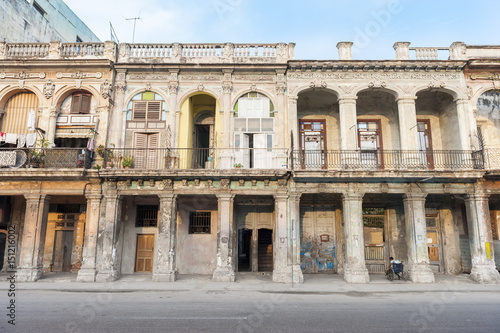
left=0, top=148, right=91, bottom=169
left=101, top=148, right=288, bottom=170
left=291, top=150, right=484, bottom=172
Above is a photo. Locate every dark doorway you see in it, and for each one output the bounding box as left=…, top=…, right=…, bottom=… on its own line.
left=194, top=125, right=210, bottom=168
left=0, top=233, right=5, bottom=270
left=258, top=229, right=273, bottom=272
left=238, top=229, right=252, bottom=272
left=52, top=230, right=73, bottom=272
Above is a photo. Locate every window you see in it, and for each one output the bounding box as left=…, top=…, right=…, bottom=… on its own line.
left=136, top=205, right=158, bottom=227
left=71, top=93, right=91, bottom=114
left=132, top=101, right=161, bottom=121
left=189, top=211, right=211, bottom=234
left=33, top=1, right=46, bottom=17
left=76, top=36, right=83, bottom=43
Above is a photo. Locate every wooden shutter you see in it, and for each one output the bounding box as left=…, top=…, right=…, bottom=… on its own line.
left=80, top=94, right=91, bottom=114
left=146, top=133, right=159, bottom=169
left=147, top=101, right=161, bottom=121
left=71, top=95, right=80, bottom=113
left=134, top=133, right=147, bottom=169
left=133, top=101, right=147, bottom=120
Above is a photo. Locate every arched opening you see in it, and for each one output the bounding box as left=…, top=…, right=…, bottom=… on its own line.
left=296, top=89, right=339, bottom=169
left=178, top=93, right=221, bottom=169
left=416, top=90, right=459, bottom=150
left=475, top=90, right=500, bottom=149
left=233, top=92, right=275, bottom=169
left=55, top=89, right=97, bottom=148
left=122, top=91, right=167, bottom=169
left=0, top=91, right=39, bottom=148
left=356, top=90, right=398, bottom=169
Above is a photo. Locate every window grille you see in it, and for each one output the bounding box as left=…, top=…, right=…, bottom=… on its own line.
left=136, top=205, right=158, bottom=227
left=189, top=211, right=211, bottom=234
left=363, top=208, right=385, bottom=228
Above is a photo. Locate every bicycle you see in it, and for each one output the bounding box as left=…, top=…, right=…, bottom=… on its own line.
left=387, top=261, right=406, bottom=281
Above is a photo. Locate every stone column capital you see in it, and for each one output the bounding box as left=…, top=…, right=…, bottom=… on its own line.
left=338, top=97, right=358, bottom=105
left=288, top=96, right=298, bottom=103
left=342, top=192, right=364, bottom=201
left=157, top=193, right=177, bottom=201
left=24, top=193, right=51, bottom=202
left=216, top=193, right=235, bottom=201
left=464, top=193, right=490, bottom=201
left=454, top=97, right=470, bottom=105
left=397, top=96, right=417, bottom=104
left=85, top=194, right=102, bottom=201
left=273, top=194, right=289, bottom=202
left=403, top=192, right=428, bottom=201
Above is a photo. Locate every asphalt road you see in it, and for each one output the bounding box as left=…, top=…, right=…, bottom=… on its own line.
left=2, top=290, right=500, bottom=333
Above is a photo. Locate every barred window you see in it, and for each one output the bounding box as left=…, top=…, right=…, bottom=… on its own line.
left=189, top=211, right=211, bottom=234
left=136, top=205, right=158, bottom=227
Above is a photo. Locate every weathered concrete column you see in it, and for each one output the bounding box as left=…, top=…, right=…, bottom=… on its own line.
left=337, top=42, right=353, bottom=60
left=403, top=192, right=435, bottom=283
left=338, top=97, right=358, bottom=150
left=17, top=194, right=51, bottom=282
left=274, top=77, right=287, bottom=168
left=287, top=96, right=299, bottom=151
left=96, top=182, right=122, bottom=282
left=273, top=194, right=296, bottom=283
left=213, top=193, right=235, bottom=282
left=342, top=192, right=369, bottom=283
left=219, top=76, right=234, bottom=168
left=397, top=97, right=419, bottom=150
left=394, top=42, right=411, bottom=60
left=108, top=69, right=127, bottom=146
left=77, top=191, right=102, bottom=282
left=46, top=107, right=59, bottom=145
left=168, top=71, right=179, bottom=148
left=464, top=194, right=500, bottom=283
left=153, top=193, right=178, bottom=282
left=289, top=193, right=304, bottom=283
left=455, top=98, right=473, bottom=150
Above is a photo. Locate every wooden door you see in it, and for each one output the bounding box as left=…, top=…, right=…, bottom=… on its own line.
left=357, top=120, right=383, bottom=169
left=52, top=230, right=73, bottom=272
left=135, top=234, right=155, bottom=273
left=134, top=133, right=159, bottom=169
left=426, top=209, right=441, bottom=266
left=417, top=119, right=434, bottom=169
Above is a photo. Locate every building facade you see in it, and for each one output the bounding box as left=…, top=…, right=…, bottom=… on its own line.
left=0, top=0, right=100, bottom=43
left=0, top=41, right=499, bottom=284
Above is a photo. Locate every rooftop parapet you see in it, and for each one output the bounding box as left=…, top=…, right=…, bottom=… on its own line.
left=394, top=42, right=500, bottom=61
left=0, top=41, right=117, bottom=61
left=117, top=42, right=295, bottom=64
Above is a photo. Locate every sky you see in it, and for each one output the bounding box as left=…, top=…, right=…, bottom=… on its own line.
left=64, top=0, right=500, bottom=60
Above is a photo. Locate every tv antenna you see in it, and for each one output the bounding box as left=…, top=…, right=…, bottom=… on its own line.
left=124, top=11, right=144, bottom=43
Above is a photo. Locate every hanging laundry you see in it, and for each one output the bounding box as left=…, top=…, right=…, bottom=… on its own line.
left=26, top=133, right=37, bottom=148
left=86, top=138, right=94, bottom=151
left=5, top=133, right=17, bottom=144
left=17, top=134, right=26, bottom=148
left=0, top=132, right=5, bottom=142
left=27, top=109, right=36, bottom=131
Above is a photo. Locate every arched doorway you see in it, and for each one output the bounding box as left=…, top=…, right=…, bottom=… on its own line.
left=193, top=111, right=215, bottom=168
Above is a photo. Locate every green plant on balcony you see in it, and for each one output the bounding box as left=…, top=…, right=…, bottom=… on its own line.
left=96, top=144, right=105, bottom=157
left=234, top=163, right=243, bottom=168
left=122, top=156, right=133, bottom=168
left=29, top=138, right=50, bottom=168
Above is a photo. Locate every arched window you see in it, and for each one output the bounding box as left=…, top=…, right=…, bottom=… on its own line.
left=127, top=91, right=166, bottom=123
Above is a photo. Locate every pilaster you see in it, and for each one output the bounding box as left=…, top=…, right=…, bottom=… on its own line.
left=403, top=192, right=435, bottom=283
left=17, top=194, right=51, bottom=282
left=342, top=191, right=369, bottom=283
left=95, top=181, right=122, bottom=282
left=153, top=193, right=178, bottom=282
left=46, top=107, right=59, bottom=145
left=464, top=193, right=500, bottom=283
left=77, top=180, right=102, bottom=282
left=288, top=193, right=304, bottom=284
left=338, top=97, right=358, bottom=151
left=109, top=69, right=127, bottom=147
left=455, top=98, right=473, bottom=150
left=213, top=193, right=235, bottom=282
left=287, top=96, right=299, bottom=151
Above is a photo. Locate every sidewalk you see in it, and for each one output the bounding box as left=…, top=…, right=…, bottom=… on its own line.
left=2, top=272, right=500, bottom=294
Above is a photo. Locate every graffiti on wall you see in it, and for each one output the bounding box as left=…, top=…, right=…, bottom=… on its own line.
left=300, top=241, right=336, bottom=272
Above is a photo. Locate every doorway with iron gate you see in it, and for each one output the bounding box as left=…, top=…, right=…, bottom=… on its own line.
left=235, top=196, right=274, bottom=272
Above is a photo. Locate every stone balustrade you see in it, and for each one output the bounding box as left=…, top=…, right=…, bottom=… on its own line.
left=0, top=41, right=116, bottom=60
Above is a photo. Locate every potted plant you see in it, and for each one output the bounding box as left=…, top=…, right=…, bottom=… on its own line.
left=234, top=163, right=243, bottom=169
left=106, top=143, right=115, bottom=168
left=96, top=144, right=105, bottom=158
left=29, top=138, right=50, bottom=168
left=122, top=156, right=133, bottom=168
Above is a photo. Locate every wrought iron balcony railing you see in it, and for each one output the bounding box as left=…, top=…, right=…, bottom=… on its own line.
left=291, top=150, right=484, bottom=171
left=0, top=148, right=91, bottom=169
left=101, top=148, right=289, bottom=170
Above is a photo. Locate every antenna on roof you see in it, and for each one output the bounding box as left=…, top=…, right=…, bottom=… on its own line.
left=109, top=22, right=120, bottom=43
left=124, top=11, right=144, bottom=43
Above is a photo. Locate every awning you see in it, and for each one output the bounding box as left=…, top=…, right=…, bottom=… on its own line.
left=55, top=128, right=92, bottom=138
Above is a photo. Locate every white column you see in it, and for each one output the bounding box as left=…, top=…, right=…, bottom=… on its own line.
left=287, top=96, right=299, bottom=150
left=46, top=108, right=59, bottom=145
left=397, top=97, right=419, bottom=150
left=289, top=193, right=304, bottom=283
left=17, top=194, right=51, bottom=282
left=455, top=98, right=472, bottom=150
left=403, top=192, right=435, bottom=283
left=339, top=97, right=358, bottom=168
left=77, top=192, right=102, bottom=282
left=95, top=182, right=122, bottom=282
left=273, top=194, right=297, bottom=283
left=342, top=192, right=369, bottom=283
left=464, top=194, right=500, bottom=283
left=213, top=194, right=235, bottom=282
left=109, top=70, right=127, bottom=146
left=153, top=193, right=178, bottom=282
